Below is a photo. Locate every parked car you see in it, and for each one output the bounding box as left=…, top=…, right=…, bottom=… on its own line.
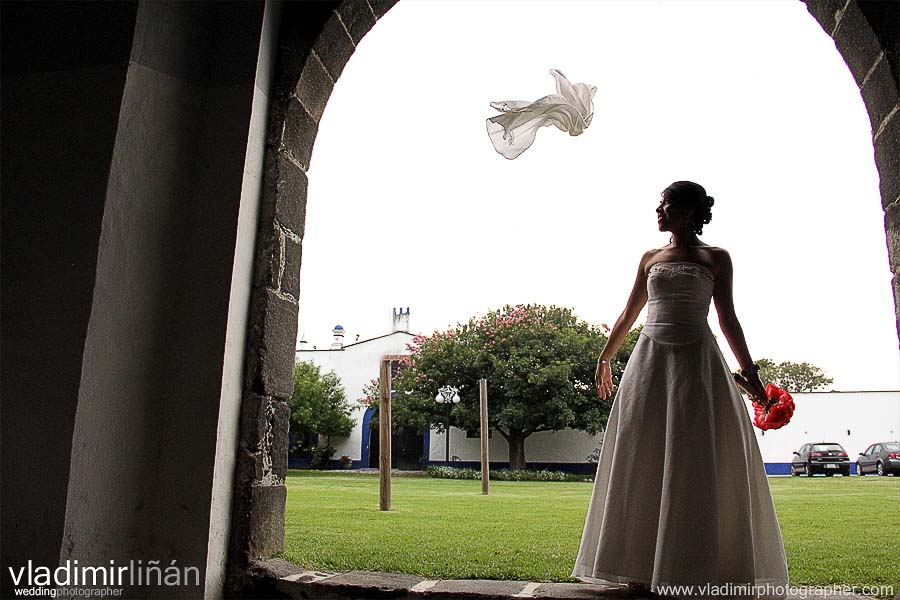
left=856, top=442, right=900, bottom=476
left=790, top=442, right=850, bottom=476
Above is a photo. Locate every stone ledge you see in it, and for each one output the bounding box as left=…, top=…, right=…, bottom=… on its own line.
left=270, top=569, right=882, bottom=600
left=273, top=570, right=658, bottom=599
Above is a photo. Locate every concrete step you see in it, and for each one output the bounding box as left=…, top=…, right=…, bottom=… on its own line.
left=273, top=569, right=651, bottom=599
left=249, top=559, right=880, bottom=600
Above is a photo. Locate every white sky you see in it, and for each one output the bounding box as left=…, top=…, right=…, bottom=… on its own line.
left=296, top=0, right=900, bottom=391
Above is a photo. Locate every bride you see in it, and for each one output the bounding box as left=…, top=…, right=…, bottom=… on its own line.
left=571, top=181, right=789, bottom=598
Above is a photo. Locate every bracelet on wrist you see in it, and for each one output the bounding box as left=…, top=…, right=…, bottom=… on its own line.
left=597, top=358, right=611, bottom=365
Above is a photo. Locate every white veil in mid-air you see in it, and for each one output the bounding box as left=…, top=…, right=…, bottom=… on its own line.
left=486, top=69, right=596, bottom=160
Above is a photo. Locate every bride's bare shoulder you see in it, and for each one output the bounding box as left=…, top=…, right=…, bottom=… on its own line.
left=640, top=248, right=663, bottom=268
left=705, top=247, right=733, bottom=273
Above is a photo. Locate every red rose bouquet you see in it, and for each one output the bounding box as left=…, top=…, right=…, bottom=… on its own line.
left=751, top=383, right=795, bottom=431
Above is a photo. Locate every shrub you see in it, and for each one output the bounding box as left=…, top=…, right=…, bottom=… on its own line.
left=309, top=444, right=336, bottom=470
left=424, top=465, right=592, bottom=482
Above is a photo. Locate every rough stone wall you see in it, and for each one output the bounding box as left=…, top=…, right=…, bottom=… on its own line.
left=804, top=0, right=900, bottom=337
left=227, top=1, right=398, bottom=593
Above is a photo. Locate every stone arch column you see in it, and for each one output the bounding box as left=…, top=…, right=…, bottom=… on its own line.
left=229, top=0, right=899, bottom=591
left=227, top=0, right=397, bottom=594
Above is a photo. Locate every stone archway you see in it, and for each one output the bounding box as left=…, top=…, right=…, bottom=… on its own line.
left=228, top=0, right=899, bottom=592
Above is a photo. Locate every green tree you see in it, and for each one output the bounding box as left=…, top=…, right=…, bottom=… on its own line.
left=289, top=361, right=356, bottom=454
left=756, top=358, right=833, bottom=392
left=387, top=304, right=639, bottom=470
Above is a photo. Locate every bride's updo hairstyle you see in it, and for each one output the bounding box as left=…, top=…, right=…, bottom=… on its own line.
left=663, top=181, right=715, bottom=235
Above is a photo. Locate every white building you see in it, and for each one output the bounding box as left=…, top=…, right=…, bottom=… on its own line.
left=295, top=307, right=417, bottom=469
left=752, top=390, right=899, bottom=474
left=295, top=309, right=899, bottom=474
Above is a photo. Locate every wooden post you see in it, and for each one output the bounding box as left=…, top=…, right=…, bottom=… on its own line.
left=479, top=378, right=489, bottom=495
left=379, top=359, right=392, bottom=511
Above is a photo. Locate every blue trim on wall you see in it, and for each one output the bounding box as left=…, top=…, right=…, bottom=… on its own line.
left=360, top=406, right=375, bottom=468
left=422, top=428, right=430, bottom=464
left=766, top=462, right=857, bottom=475
left=765, top=463, right=792, bottom=475
left=320, top=459, right=368, bottom=470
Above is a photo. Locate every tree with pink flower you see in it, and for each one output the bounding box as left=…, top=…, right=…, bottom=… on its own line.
left=370, top=303, right=640, bottom=470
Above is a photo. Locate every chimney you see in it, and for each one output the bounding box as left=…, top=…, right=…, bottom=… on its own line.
left=331, top=324, right=345, bottom=349
left=392, top=307, right=410, bottom=332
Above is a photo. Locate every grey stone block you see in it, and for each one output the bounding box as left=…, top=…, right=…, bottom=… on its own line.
left=296, top=51, right=335, bottom=123
left=313, top=13, right=356, bottom=81
left=275, top=155, right=309, bottom=237
left=235, top=446, right=267, bottom=484
left=886, top=201, right=900, bottom=273
left=270, top=1, right=339, bottom=98
left=240, top=392, right=273, bottom=453
left=248, top=484, right=287, bottom=558
left=533, top=582, right=643, bottom=598
left=833, top=1, right=883, bottom=87
left=253, top=220, right=282, bottom=290
left=281, top=236, right=303, bottom=299
left=266, top=94, right=290, bottom=147
left=875, top=112, right=900, bottom=210
left=337, top=1, right=377, bottom=45
left=283, top=96, right=319, bottom=171
left=803, top=0, right=843, bottom=36
left=254, top=149, right=308, bottom=299
left=246, top=287, right=299, bottom=401
left=260, top=149, right=308, bottom=237
left=323, top=570, right=425, bottom=591
left=247, top=558, right=302, bottom=599
left=253, top=558, right=307, bottom=580
left=271, top=401, right=291, bottom=479
left=368, top=0, right=398, bottom=20
left=860, top=54, right=900, bottom=136
left=424, top=578, right=531, bottom=597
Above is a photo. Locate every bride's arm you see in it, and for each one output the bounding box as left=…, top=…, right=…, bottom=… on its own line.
left=712, top=251, right=766, bottom=398
left=595, top=252, right=651, bottom=399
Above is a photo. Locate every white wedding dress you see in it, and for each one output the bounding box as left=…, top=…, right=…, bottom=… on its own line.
left=572, top=262, right=789, bottom=599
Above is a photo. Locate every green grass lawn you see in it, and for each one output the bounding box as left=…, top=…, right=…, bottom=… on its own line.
left=282, top=471, right=899, bottom=595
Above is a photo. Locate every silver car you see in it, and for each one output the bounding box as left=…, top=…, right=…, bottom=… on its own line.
left=857, top=442, right=900, bottom=476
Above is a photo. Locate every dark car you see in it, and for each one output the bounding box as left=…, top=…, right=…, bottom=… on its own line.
left=857, top=442, right=900, bottom=476
left=790, top=442, right=850, bottom=476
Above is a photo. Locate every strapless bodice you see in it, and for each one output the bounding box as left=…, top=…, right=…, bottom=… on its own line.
left=643, top=262, right=715, bottom=345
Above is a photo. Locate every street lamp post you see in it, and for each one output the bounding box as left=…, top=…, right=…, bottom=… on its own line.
left=435, top=385, right=460, bottom=464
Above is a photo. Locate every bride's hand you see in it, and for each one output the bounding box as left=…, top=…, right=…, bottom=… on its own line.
left=596, top=361, right=615, bottom=400
left=745, top=371, right=769, bottom=405
left=734, top=368, right=769, bottom=405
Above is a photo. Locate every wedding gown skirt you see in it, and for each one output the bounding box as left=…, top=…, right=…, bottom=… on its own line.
left=571, top=262, right=789, bottom=599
